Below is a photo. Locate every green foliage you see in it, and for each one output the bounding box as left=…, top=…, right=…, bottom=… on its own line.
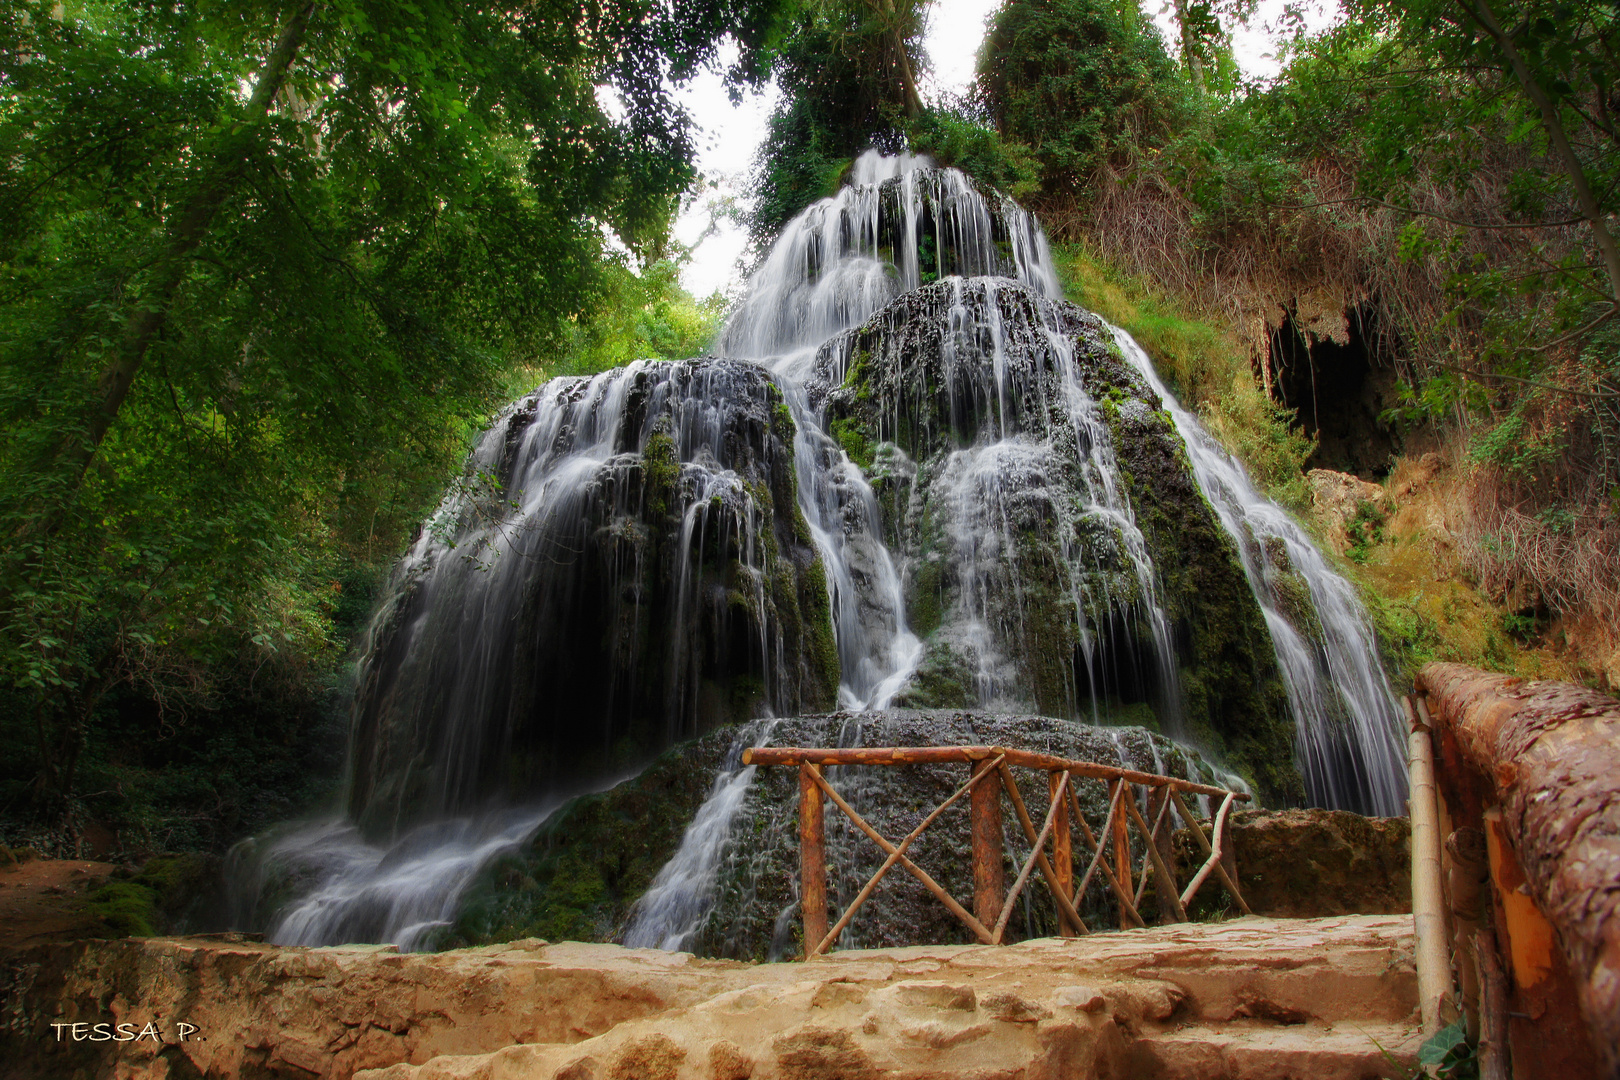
left=1416, top=1020, right=1478, bottom=1080
left=977, top=0, right=1182, bottom=191
left=904, top=101, right=1041, bottom=202
left=747, top=0, right=930, bottom=242
left=550, top=257, right=727, bottom=378
left=1345, top=500, right=1387, bottom=564
left=0, top=0, right=786, bottom=840
left=829, top=416, right=874, bottom=470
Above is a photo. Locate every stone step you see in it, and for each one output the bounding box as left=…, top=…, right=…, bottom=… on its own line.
left=1133, top=1021, right=1423, bottom=1080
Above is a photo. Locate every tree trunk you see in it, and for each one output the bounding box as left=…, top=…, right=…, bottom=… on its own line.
left=866, top=0, right=923, bottom=119
left=1170, top=0, right=1207, bottom=96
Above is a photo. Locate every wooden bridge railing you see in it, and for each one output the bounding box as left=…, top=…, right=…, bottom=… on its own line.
left=741, top=744, right=1253, bottom=958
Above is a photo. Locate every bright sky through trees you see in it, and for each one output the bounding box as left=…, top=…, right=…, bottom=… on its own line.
left=673, top=0, right=1342, bottom=298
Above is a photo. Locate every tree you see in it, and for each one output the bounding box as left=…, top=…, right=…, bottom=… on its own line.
left=0, top=0, right=785, bottom=826
left=747, top=0, right=932, bottom=242
left=977, top=0, right=1180, bottom=193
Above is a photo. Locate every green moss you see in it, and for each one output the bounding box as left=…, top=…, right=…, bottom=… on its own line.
left=772, top=399, right=797, bottom=442
left=844, top=347, right=874, bottom=400
left=440, top=730, right=734, bottom=948
left=88, top=882, right=158, bottom=937
left=83, top=853, right=216, bottom=938
left=800, top=558, right=841, bottom=703
left=890, top=643, right=978, bottom=708
left=1098, top=377, right=1301, bottom=807
left=1107, top=701, right=1160, bottom=732
left=641, top=429, right=680, bottom=518
left=829, top=416, right=874, bottom=471
left=907, top=559, right=944, bottom=638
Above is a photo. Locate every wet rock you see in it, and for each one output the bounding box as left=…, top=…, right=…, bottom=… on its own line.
left=812, top=280, right=1296, bottom=806
left=347, top=361, right=839, bottom=839
left=438, top=713, right=1272, bottom=961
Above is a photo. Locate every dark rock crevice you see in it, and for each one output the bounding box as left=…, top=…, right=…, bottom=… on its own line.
left=1265, top=302, right=1402, bottom=479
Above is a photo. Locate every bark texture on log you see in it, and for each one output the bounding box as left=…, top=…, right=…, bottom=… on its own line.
left=1417, top=661, right=1620, bottom=1078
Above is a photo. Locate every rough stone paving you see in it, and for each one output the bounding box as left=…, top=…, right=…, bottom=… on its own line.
left=1, top=915, right=1421, bottom=1079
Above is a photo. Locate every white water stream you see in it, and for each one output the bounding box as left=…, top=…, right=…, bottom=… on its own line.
left=1110, top=327, right=1407, bottom=815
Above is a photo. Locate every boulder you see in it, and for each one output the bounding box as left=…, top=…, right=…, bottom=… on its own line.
left=1307, top=469, right=1388, bottom=556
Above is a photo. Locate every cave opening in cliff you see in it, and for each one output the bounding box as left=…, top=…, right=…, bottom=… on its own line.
left=1266, top=303, right=1402, bottom=479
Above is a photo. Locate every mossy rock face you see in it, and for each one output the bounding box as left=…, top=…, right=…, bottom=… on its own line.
left=89, top=853, right=219, bottom=937
left=348, top=360, right=840, bottom=840
left=806, top=281, right=1298, bottom=805
left=441, top=728, right=737, bottom=948
left=1174, top=808, right=1411, bottom=920
left=443, top=711, right=1254, bottom=960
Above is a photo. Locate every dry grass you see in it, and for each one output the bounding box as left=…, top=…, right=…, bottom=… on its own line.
left=1451, top=468, right=1620, bottom=650
left=1049, top=142, right=1592, bottom=390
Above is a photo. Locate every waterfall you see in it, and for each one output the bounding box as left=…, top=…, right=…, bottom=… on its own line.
left=239, top=150, right=1409, bottom=950
left=1109, top=327, right=1408, bottom=816
left=231, top=805, right=560, bottom=951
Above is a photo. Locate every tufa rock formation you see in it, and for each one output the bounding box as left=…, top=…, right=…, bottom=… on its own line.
left=0, top=915, right=1421, bottom=1080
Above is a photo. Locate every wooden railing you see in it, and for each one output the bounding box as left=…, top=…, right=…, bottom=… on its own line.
left=742, top=745, right=1253, bottom=958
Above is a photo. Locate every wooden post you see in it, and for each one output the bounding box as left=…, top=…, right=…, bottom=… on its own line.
left=1049, top=771, right=1074, bottom=936
left=1147, top=787, right=1178, bottom=922
left=799, top=763, right=827, bottom=958
left=970, top=758, right=1005, bottom=932
left=1112, top=781, right=1133, bottom=930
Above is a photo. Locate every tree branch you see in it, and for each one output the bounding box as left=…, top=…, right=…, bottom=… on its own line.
left=1459, top=0, right=1620, bottom=303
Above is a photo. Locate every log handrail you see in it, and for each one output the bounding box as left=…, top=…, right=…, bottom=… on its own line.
left=809, top=754, right=1005, bottom=957
left=744, top=745, right=1250, bottom=799
left=755, top=744, right=1252, bottom=957
left=994, top=770, right=1070, bottom=942
left=804, top=766, right=998, bottom=946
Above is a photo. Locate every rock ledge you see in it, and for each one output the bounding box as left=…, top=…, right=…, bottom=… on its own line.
left=2, top=915, right=1419, bottom=1079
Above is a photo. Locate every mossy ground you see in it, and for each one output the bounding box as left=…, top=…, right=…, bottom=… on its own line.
left=1346, top=453, right=1596, bottom=687
left=1054, top=242, right=1314, bottom=513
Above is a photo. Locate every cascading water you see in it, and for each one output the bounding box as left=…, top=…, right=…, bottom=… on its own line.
left=1109, top=327, right=1408, bottom=815
left=231, top=806, right=557, bottom=949
left=622, top=720, right=778, bottom=950
left=803, top=276, right=1192, bottom=728
left=717, top=150, right=1072, bottom=711
left=238, top=149, right=1405, bottom=950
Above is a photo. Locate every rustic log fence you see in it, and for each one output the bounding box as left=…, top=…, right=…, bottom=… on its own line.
left=741, top=745, right=1253, bottom=958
